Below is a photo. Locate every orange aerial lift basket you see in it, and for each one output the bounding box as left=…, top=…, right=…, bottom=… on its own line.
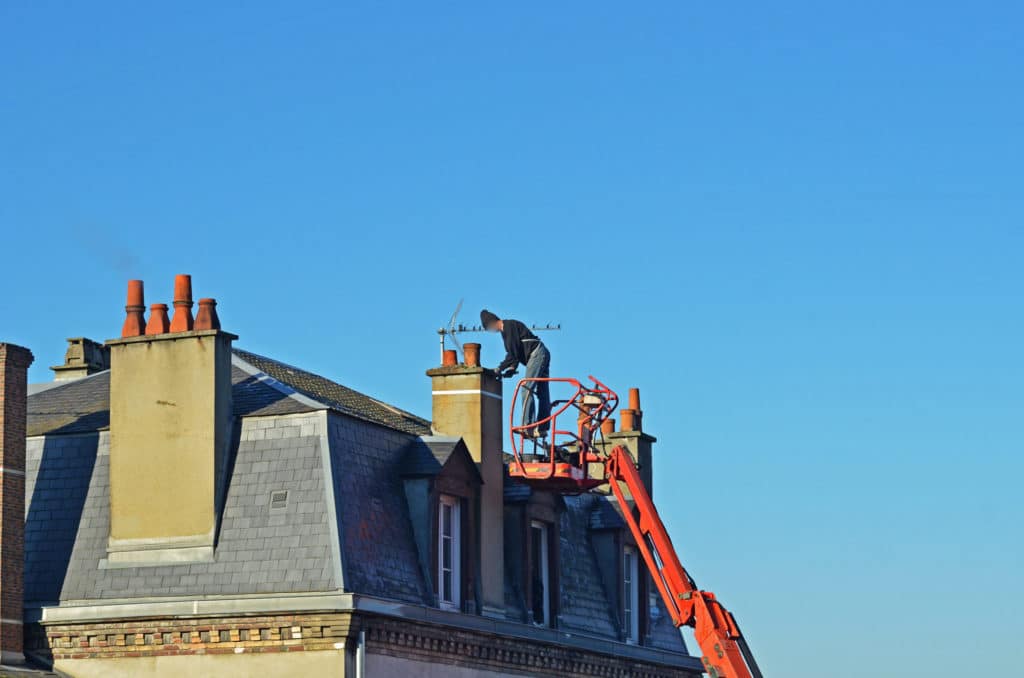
left=508, top=376, right=763, bottom=678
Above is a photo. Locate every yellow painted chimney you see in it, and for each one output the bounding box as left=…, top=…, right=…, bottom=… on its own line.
left=105, top=276, right=235, bottom=565
left=426, top=344, right=504, bottom=618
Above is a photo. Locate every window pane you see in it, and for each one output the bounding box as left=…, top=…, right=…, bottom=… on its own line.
left=442, top=504, right=452, bottom=536
left=531, top=524, right=547, bottom=625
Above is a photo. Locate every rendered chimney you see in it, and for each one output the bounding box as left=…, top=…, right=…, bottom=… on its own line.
left=146, top=304, right=170, bottom=335
left=0, top=343, right=34, bottom=664
left=604, top=386, right=655, bottom=498
left=121, top=280, right=146, bottom=338
left=426, top=345, right=504, bottom=619
left=49, top=337, right=110, bottom=381
left=106, top=275, right=235, bottom=565
left=169, top=274, right=194, bottom=332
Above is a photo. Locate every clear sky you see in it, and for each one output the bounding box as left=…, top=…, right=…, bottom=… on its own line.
left=2, top=3, right=1021, bottom=675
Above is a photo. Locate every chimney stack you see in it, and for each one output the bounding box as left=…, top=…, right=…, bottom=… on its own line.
left=427, top=345, right=504, bottom=618
left=0, top=343, right=34, bottom=664
left=50, top=337, right=110, bottom=381
left=106, top=275, right=235, bottom=565
left=605, top=386, right=656, bottom=498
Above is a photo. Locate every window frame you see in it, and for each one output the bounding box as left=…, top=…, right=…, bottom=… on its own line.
left=437, top=494, right=462, bottom=611
left=623, top=544, right=640, bottom=643
left=529, top=519, right=551, bottom=626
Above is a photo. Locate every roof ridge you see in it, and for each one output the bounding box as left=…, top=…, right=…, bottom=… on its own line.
left=230, top=353, right=328, bottom=412
left=231, top=347, right=430, bottom=434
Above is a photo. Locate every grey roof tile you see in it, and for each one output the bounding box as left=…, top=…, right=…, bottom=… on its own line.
left=234, top=349, right=430, bottom=435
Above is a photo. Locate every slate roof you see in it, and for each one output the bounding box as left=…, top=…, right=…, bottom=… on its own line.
left=234, top=349, right=430, bottom=435
left=26, top=348, right=428, bottom=438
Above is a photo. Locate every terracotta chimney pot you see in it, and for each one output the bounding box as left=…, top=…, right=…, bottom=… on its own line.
left=628, top=387, right=641, bottom=412
left=194, top=298, right=221, bottom=331
left=442, top=349, right=458, bottom=367
left=146, top=304, right=170, bottom=335
left=620, top=409, right=636, bottom=432
left=121, top=280, right=146, bottom=338
left=463, top=342, right=481, bottom=367
left=601, top=418, right=615, bottom=435
left=170, top=274, right=194, bottom=332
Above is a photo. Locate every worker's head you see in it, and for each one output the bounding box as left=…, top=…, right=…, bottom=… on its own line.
left=480, top=309, right=502, bottom=331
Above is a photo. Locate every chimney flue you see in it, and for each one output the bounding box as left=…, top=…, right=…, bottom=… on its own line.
left=170, top=274, right=194, bottom=332
left=628, top=387, right=641, bottom=411
left=121, top=280, right=146, bottom=338
left=146, top=303, right=170, bottom=335
left=620, top=409, right=636, bottom=432
left=194, top=298, right=221, bottom=330
left=463, top=342, right=481, bottom=367
left=601, top=418, right=616, bottom=435
left=622, top=387, right=643, bottom=431
left=442, top=349, right=458, bottom=367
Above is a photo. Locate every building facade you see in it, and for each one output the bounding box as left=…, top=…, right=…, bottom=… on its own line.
left=2, top=275, right=703, bottom=677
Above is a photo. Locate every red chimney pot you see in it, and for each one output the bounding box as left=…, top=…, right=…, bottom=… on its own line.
left=146, top=304, right=170, bottom=335
left=628, top=387, right=641, bottom=412
left=442, top=349, right=458, bottom=367
left=463, top=343, right=481, bottom=367
left=194, top=298, right=221, bottom=331
left=170, top=274, right=194, bottom=332
left=121, top=280, right=146, bottom=338
left=601, top=418, right=615, bottom=435
left=620, top=409, right=637, bottom=432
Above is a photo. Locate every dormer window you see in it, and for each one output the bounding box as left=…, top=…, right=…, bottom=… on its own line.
left=438, top=494, right=462, bottom=610
left=623, top=544, right=640, bottom=643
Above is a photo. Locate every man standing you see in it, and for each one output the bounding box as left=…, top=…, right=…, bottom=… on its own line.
left=480, top=309, right=551, bottom=436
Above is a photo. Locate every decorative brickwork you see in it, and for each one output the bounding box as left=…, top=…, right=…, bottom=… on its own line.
left=0, top=343, right=34, bottom=663
left=29, top=613, right=352, bottom=663
left=30, top=610, right=698, bottom=676
left=362, top=614, right=693, bottom=678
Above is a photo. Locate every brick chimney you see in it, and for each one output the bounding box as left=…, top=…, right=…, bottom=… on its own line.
left=0, top=343, right=34, bottom=664
left=426, top=344, right=504, bottom=618
left=105, top=276, right=236, bottom=565
left=49, top=337, right=110, bottom=381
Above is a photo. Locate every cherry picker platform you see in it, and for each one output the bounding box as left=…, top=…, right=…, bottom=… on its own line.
left=507, top=376, right=763, bottom=678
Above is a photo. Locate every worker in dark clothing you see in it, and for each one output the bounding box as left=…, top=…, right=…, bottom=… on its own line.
left=481, top=309, right=551, bottom=436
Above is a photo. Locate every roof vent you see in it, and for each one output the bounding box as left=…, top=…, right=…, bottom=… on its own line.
left=269, top=490, right=289, bottom=511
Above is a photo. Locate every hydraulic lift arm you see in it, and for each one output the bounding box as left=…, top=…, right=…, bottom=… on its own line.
left=603, top=446, right=763, bottom=678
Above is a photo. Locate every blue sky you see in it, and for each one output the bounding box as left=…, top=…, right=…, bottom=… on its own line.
left=2, top=2, right=1021, bottom=675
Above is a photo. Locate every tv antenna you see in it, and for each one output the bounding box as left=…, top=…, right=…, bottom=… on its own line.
left=438, top=299, right=561, bottom=361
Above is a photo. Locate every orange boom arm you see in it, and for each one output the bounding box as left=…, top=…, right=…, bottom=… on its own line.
left=603, top=447, right=761, bottom=678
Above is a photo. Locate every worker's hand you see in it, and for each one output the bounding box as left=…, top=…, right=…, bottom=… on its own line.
left=490, top=367, right=502, bottom=380
left=502, top=369, right=517, bottom=379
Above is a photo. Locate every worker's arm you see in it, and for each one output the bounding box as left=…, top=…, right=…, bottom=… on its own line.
left=496, top=322, right=521, bottom=373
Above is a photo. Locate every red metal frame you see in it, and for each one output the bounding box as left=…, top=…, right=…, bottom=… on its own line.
left=507, top=376, right=762, bottom=678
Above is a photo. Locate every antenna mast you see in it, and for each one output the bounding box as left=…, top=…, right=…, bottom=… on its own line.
left=438, top=300, right=561, bottom=362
